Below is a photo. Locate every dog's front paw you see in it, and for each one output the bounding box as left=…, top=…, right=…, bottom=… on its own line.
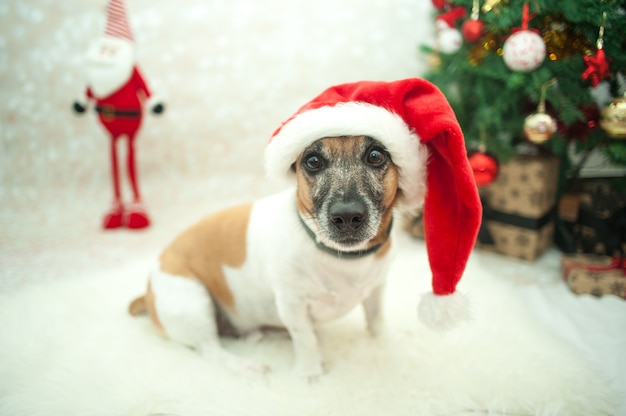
left=296, top=359, right=325, bottom=382
left=367, top=317, right=384, bottom=338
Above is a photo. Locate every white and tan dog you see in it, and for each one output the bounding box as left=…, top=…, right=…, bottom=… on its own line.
left=129, top=78, right=483, bottom=380
left=130, top=134, right=427, bottom=378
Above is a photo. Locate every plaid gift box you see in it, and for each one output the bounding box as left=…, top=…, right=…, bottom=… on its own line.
left=561, top=254, right=626, bottom=299
left=405, top=154, right=560, bottom=261
left=476, top=154, right=560, bottom=261
left=556, top=178, right=626, bottom=257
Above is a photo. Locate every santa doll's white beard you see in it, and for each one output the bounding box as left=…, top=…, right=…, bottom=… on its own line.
left=85, top=37, right=135, bottom=98
left=87, top=64, right=133, bottom=98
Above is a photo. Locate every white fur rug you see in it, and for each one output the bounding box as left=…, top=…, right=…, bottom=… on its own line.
left=1, top=0, right=622, bottom=414
left=0, top=233, right=617, bottom=416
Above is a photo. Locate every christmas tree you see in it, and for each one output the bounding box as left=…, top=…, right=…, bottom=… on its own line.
left=422, top=0, right=626, bottom=185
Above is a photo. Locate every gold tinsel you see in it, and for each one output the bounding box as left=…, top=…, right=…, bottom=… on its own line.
left=468, top=32, right=501, bottom=66
left=482, top=0, right=507, bottom=14
left=468, top=15, right=593, bottom=66
left=542, top=15, right=592, bottom=61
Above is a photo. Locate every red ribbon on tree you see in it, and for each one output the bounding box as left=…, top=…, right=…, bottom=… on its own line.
left=581, top=11, right=611, bottom=87
left=436, top=5, right=467, bottom=27
left=582, top=48, right=611, bottom=88
left=511, top=3, right=539, bottom=34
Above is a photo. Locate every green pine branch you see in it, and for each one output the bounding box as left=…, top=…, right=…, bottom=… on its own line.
left=422, top=0, right=626, bottom=174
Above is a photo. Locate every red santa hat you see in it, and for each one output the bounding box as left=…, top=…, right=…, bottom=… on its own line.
left=265, top=78, right=482, bottom=330
left=104, top=0, right=134, bottom=42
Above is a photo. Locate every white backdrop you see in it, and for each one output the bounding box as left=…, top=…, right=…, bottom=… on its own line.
left=1, top=0, right=433, bottom=197
left=0, top=0, right=435, bottom=286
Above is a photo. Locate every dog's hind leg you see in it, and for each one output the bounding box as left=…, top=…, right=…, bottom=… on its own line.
left=150, top=268, right=269, bottom=375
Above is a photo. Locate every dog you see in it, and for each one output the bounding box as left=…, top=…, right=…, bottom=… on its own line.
left=128, top=134, right=420, bottom=379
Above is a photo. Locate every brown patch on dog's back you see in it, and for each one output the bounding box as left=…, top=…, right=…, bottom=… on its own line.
left=159, top=203, right=253, bottom=310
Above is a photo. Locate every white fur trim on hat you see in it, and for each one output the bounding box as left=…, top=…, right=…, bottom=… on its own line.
left=265, top=102, right=428, bottom=210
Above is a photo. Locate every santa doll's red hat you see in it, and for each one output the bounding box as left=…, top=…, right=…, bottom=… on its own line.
left=265, top=78, right=482, bottom=330
left=104, top=0, right=134, bottom=42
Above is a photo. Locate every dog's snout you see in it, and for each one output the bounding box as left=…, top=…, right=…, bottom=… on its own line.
left=329, top=200, right=366, bottom=231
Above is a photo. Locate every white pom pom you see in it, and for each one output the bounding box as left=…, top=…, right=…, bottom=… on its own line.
left=418, top=292, right=470, bottom=331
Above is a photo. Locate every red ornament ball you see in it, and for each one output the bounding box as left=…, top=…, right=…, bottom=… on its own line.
left=468, top=151, right=498, bottom=186
left=431, top=0, right=447, bottom=10
left=462, top=19, right=485, bottom=43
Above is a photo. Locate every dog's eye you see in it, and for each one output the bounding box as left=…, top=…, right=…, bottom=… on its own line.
left=304, top=154, right=323, bottom=171
left=366, top=148, right=386, bottom=166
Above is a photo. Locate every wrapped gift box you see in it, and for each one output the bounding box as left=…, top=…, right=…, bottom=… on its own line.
left=556, top=178, right=626, bottom=257
left=477, top=154, right=559, bottom=261
left=561, top=254, right=626, bottom=299
left=404, top=154, right=560, bottom=261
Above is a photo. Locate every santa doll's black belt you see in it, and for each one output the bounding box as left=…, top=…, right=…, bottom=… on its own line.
left=95, top=106, right=141, bottom=120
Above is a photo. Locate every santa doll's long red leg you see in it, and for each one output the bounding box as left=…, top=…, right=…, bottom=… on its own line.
left=111, top=136, right=122, bottom=201
left=125, top=133, right=150, bottom=229
left=102, top=135, right=125, bottom=229
left=127, top=133, right=141, bottom=202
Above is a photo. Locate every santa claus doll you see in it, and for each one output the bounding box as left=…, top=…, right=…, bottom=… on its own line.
left=73, top=0, right=164, bottom=230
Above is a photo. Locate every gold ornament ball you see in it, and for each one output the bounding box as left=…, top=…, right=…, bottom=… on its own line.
left=600, top=95, right=626, bottom=139
left=523, top=112, right=557, bottom=144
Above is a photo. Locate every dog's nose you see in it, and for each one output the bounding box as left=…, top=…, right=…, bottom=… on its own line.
left=329, top=200, right=366, bottom=231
